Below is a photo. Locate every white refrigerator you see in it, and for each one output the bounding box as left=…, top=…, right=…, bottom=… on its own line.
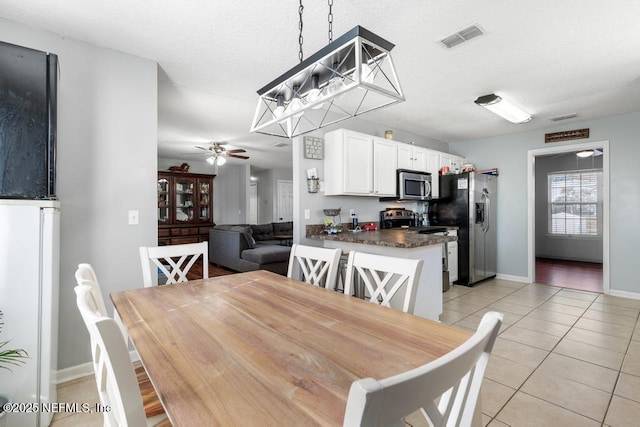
left=0, top=200, right=60, bottom=427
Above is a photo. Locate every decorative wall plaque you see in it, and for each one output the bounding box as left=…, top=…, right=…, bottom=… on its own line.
left=545, top=128, right=590, bottom=143
left=303, top=136, right=324, bottom=159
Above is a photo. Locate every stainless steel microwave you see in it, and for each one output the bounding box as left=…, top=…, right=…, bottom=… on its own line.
left=397, top=169, right=432, bottom=201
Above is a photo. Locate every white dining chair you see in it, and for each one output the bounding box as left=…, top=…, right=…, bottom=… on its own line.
left=74, top=264, right=165, bottom=419
left=75, top=263, right=108, bottom=315
left=344, top=251, right=423, bottom=314
left=342, top=311, right=503, bottom=427
left=139, top=241, right=208, bottom=287
left=75, top=284, right=170, bottom=427
left=287, top=244, right=342, bottom=290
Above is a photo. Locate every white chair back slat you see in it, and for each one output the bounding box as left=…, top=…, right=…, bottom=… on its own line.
left=75, top=285, right=150, bottom=427
left=344, top=251, right=423, bottom=313
left=342, top=312, right=503, bottom=427
left=139, top=241, right=208, bottom=287
left=287, top=244, right=342, bottom=290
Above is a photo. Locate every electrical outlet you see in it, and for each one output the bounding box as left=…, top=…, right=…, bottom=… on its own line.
left=128, top=210, right=139, bottom=225
left=304, top=209, right=310, bottom=219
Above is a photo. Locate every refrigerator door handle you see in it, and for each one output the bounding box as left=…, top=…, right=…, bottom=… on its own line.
left=482, top=192, right=490, bottom=233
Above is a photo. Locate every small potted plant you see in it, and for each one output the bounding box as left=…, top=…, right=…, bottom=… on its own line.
left=0, top=309, right=29, bottom=418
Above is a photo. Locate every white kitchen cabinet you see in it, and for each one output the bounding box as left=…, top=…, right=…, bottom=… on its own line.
left=426, top=149, right=440, bottom=198
left=439, top=152, right=466, bottom=174
left=397, top=142, right=428, bottom=172
left=373, top=137, right=398, bottom=196
left=324, top=129, right=397, bottom=197
left=447, top=229, right=459, bottom=284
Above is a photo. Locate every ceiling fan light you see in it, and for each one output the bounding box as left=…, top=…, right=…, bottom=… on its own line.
left=216, top=156, right=227, bottom=166
left=206, top=156, right=215, bottom=165
left=474, top=93, right=532, bottom=124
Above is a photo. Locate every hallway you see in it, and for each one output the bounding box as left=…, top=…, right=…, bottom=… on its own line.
left=535, top=257, right=603, bottom=293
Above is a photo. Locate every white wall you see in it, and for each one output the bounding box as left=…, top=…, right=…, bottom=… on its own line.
left=0, top=18, right=158, bottom=370
left=253, top=167, right=293, bottom=224
left=452, top=112, right=640, bottom=295
left=535, top=152, right=603, bottom=262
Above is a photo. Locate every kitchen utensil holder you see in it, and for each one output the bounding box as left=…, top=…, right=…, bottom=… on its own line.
left=307, top=177, right=319, bottom=193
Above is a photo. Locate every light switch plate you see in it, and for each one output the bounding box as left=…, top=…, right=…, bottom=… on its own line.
left=128, top=210, right=139, bottom=225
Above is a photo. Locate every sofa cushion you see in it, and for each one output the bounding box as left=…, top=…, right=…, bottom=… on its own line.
left=272, top=221, right=293, bottom=234
left=241, top=246, right=291, bottom=264
left=228, top=225, right=255, bottom=248
left=251, top=223, right=274, bottom=241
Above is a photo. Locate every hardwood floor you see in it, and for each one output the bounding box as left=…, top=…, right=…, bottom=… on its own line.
left=186, top=257, right=236, bottom=281
left=535, top=257, right=603, bottom=293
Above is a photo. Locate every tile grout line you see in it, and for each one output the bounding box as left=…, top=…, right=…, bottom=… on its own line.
left=453, top=283, right=633, bottom=425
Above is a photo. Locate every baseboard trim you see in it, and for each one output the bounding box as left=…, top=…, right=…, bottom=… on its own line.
left=56, top=350, right=140, bottom=384
left=495, top=273, right=530, bottom=283
left=607, top=289, right=640, bottom=300
left=56, top=362, right=94, bottom=384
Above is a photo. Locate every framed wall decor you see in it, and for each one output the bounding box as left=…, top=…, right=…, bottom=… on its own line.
left=303, top=136, right=324, bottom=160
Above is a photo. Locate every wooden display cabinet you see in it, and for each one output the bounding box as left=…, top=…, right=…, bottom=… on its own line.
left=157, top=171, right=215, bottom=245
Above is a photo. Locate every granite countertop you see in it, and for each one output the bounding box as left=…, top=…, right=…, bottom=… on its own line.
left=307, top=228, right=457, bottom=249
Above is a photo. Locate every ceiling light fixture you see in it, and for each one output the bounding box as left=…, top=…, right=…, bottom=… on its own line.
left=206, top=155, right=226, bottom=166
left=474, top=93, right=532, bottom=124
left=250, top=1, right=404, bottom=138
left=576, top=150, right=594, bottom=158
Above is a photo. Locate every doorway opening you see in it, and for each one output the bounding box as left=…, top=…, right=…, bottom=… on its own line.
left=527, top=141, right=609, bottom=293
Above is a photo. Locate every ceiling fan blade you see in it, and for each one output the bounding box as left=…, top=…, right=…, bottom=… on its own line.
left=195, top=146, right=212, bottom=152
left=226, top=148, right=247, bottom=154
left=227, top=154, right=250, bottom=160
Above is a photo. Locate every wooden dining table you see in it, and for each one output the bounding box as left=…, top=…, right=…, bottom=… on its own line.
left=110, top=270, right=471, bottom=426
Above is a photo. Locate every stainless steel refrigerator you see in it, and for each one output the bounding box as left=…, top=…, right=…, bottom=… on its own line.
left=429, top=172, right=497, bottom=286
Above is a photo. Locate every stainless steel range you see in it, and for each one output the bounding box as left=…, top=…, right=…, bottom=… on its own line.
left=380, top=208, right=447, bottom=234
left=379, top=208, right=416, bottom=229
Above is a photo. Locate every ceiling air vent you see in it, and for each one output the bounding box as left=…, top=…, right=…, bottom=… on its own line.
left=439, top=24, right=484, bottom=49
left=550, top=113, right=578, bottom=122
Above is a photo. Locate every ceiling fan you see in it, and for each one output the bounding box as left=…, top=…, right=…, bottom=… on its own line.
left=195, top=142, right=249, bottom=166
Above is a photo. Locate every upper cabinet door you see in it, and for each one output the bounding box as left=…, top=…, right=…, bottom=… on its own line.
left=373, top=138, right=397, bottom=197
left=342, top=131, right=374, bottom=194
left=197, top=178, right=212, bottom=223
left=411, top=146, right=429, bottom=172
left=397, top=142, right=428, bottom=172
left=174, top=176, right=196, bottom=223
left=157, top=174, right=171, bottom=224
left=397, top=143, right=413, bottom=170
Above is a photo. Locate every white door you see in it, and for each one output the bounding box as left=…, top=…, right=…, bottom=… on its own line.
left=249, top=183, right=258, bottom=224
left=276, top=180, right=293, bottom=222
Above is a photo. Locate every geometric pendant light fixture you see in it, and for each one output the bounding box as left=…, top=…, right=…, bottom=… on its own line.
left=474, top=93, right=532, bottom=124
left=250, top=6, right=404, bottom=139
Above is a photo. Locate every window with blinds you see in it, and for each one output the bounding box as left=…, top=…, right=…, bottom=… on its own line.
left=548, top=170, right=602, bottom=236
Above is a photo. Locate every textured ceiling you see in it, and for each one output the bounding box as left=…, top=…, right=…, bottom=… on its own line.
left=2, top=0, right=640, bottom=169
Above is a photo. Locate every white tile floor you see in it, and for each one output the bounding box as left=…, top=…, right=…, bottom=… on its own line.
left=52, top=278, right=640, bottom=426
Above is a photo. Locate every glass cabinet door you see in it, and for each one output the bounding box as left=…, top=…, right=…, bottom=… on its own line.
left=157, top=176, right=170, bottom=223
left=198, top=179, right=211, bottom=222
left=175, top=176, right=195, bottom=223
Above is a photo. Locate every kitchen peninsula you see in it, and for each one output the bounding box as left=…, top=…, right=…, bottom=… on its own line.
left=307, top=227, right=456, bottom=321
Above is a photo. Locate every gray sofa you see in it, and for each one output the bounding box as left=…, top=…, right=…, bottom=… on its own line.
left=208, top=223, right=292, bottom=275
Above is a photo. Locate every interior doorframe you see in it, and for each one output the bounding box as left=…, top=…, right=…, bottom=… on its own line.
left=527, top=140, right=610, bottom=293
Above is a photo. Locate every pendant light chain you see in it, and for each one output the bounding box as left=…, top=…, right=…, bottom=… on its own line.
left=328, top=0, right=334, bottom=43
left=298, top=0, right=304, bottom=62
